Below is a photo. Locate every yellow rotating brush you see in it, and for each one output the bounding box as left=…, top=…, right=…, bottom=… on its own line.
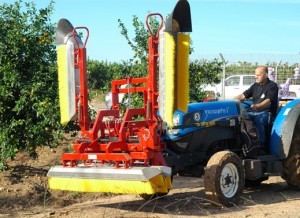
left=56, top=19, right=80, bottom=125
left=159, top=31, right=190, bottom=126
left=176, top=33, right=190, bottom=113
left=57, top=45, right=75, bottom=125
left=47, top=166, right=172, bottom=195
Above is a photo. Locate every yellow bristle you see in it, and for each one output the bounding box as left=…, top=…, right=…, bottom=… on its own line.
left=176, top=33, right=190, bottom=113
left=48, top=175, right=172, bottom=194
left=164, top=32, right=176, bottom=126
left=57, top=45, right=69, bottom=125
left=57, top=44, right=78, bottom=125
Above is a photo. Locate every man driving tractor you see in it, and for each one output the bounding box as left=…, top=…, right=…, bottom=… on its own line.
left=235, top=66, right=279, bottom=150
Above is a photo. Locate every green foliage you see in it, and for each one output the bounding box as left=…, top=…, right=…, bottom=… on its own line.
left=117, top=15, right=162, bottom=78
left=87, top=59, right=125, bottom=92
left=225, top=61, right=256, bottom=76
left=119, top=15, right=151, bottom=67
left=109, top=15, right=159, bottom=109
left=0, top=0, right=62, bottom=169
left=189, top=59, right=223, bottom=102
left=114, top=15, right=222, bottom=105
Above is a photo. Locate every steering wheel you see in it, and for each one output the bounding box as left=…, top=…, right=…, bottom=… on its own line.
left=241, top=100, right=253, bottom=112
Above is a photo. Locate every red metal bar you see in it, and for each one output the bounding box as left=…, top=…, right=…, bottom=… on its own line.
left=62, top=152, right=132, bottom=168
left=146, top=13, right=164, bottom=122
left=91, top=109, right=120, bottom=140
left=141, top=14, right=164, bottom=156
left=111, top=77, right=148, bottom=109
left=62, top=152, right=130, bottom=162
left=61, top=14, right=167, bottom=168
left=72, top=27, right=90, bottom=132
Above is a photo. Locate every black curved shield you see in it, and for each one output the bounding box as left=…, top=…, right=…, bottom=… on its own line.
left=55, top=18, right=82, bottom=45
left=165, top=0, right=192, bottom=32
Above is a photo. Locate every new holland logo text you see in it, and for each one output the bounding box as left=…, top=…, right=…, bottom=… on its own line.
left=204, top=108, right=228, bottom=115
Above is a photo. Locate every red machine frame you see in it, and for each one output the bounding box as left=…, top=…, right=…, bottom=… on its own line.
left=61, top=14, right=166, bottom=169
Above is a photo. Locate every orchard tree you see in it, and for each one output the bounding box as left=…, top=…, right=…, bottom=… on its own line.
left=116, top=15, right=161, bottom=109
left=117, top=15, right=161, bottom=79
left=0, top=1, right=62, bottom=169
left=189, top=59, right=223, bottom=102
left=87, top=59, right=126, bottom=93
left=117, top=15, right=222, bottom=104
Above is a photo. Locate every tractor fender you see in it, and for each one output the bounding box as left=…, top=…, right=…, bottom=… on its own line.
left=270, top=99, right=300, bottom=159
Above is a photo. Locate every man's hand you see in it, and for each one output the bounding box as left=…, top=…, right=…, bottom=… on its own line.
left=250, top=104, right=258, bottom=111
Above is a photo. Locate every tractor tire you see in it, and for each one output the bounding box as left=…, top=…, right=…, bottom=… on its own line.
left=204, top=151, right=245, bottom=207
left=282, top=134, right=300, bottom=188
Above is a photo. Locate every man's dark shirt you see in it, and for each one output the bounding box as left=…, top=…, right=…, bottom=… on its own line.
left=243, top=78, right=279, bottom=116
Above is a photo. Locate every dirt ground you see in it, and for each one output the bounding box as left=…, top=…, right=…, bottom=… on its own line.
left=1, top=140, right=300, bottom=218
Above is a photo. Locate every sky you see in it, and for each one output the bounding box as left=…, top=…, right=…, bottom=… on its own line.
left=2, top=0, right=300, bottom=63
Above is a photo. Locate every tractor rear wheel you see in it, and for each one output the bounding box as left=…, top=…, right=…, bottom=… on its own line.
left=204, top=151, right=245, bottom=207
left=282, top=134, right=300, bottom=188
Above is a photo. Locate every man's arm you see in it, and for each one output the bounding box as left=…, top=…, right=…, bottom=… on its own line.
left=251, top=99, right=271, bottom=111
left=235, top=84, right=254, bottom=101
left=234, top=93, right=246, bottom=101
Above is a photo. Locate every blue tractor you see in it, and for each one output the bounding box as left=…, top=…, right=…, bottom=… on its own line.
left=162, top=98, right=300, bottom=206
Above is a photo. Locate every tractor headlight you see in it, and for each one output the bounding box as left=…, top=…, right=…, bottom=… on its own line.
left=167, top=114, right=181, bottom=135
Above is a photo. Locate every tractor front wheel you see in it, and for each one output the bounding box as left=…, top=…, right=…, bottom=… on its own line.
left=204, top=151, right=245, bottom=207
